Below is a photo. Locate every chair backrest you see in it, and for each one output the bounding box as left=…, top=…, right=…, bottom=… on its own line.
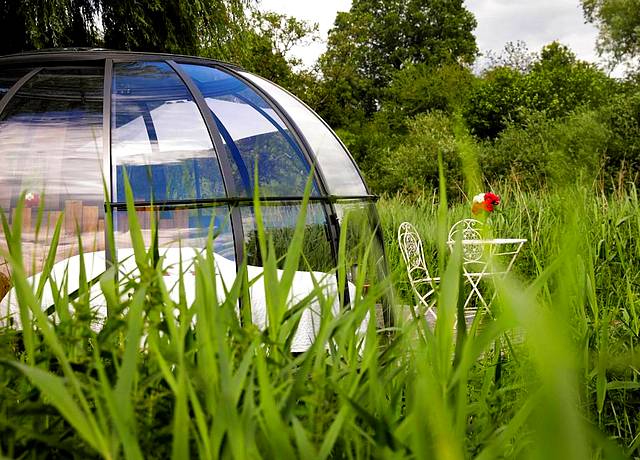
left=448, top=218, right=484, bottom=241
left=448, top=218, right=484, bottom=263
left=397, top=222, right=435, bottom=290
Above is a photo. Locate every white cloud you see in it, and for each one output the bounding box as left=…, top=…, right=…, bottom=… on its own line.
left=466, top=0, right=599, bottom=62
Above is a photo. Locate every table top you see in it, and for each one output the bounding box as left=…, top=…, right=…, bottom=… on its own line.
left=447, top=238, right=527, bottom=267
left=447, top=238, right=527, bottom=245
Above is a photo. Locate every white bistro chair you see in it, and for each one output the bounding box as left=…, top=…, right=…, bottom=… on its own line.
left=447, top=218, right=485, bottom=262
left=397, top=222, right=439, bottom=322
left=448, top=218, right=489, bottom=312
left=448, top=218, right=526, bottom=315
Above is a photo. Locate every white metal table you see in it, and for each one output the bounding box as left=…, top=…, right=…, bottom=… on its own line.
left=447, top=238, right=527, bottom=310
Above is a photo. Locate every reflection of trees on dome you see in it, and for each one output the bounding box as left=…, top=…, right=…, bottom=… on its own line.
left=243, top=204, right=334, bottom=272
left=235, top=132, right=309, bottom=196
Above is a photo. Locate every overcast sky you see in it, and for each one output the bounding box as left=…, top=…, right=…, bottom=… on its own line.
left=258, top=0, right=610, bottom=72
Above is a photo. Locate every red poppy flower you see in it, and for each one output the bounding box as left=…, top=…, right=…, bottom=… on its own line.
left=484, top=192, right=500, bottom=205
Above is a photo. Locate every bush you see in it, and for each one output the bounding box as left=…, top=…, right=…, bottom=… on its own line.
left=480, top=109, right=610, bottom=186
left=464, top=66, right=531, bottom=139
left=464, top=42, right=616, bottom=140
left=596, top=90, right=640, bottom=177
left=374, top=112, right=462, bottom=196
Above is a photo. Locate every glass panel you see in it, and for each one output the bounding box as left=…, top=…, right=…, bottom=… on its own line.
left=241, top=72, right=368, bottom=196
left=0, top=67, right=105, bottom=294
left=114, top=205, right=235, bottom=259
left=0, top=68, right=31, bottom=102
left=335, top=201, right=391, bottom=323
left=180, top=64, right=318, bottom=197
left=112, top=61, right=225, bottom=203
left=241, top=202, right=341, bottom=352
left=113, top=205, right=235, bottom=301
left=241, top=203, right=334, bottom=272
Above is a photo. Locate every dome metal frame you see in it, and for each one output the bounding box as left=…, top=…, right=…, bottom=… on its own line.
left=0, top=49, right=390, bottom=323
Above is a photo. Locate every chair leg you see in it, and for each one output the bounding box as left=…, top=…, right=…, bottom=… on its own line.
left=463, top=274, right=490, bottom=312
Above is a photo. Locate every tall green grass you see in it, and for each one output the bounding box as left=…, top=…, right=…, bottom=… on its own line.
left=0, top=178, right=637, bottom=459
left=380, top=181, right=640, bottom=457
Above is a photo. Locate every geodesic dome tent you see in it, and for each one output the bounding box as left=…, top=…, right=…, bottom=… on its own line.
left=0, top=50, right=390, bottom=341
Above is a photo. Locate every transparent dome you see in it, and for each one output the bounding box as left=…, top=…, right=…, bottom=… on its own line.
left=0, top=50, right=391, bottom=336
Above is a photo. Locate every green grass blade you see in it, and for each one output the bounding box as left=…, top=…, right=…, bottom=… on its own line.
left=3, top=361, right=103, bottom=453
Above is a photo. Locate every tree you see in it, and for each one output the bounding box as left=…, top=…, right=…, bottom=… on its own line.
left=384, top=62, right=475, bottom=118
left=0, top=0, right=100, bottom=54
left=0, top=0, right=321, bottom=99
left=317, top=0, right=477, bottom=127
left=102, top=0, right=253, bottom=58
left=482, top=41, right=538, bottom=73
left=465, top=42, right=614, bottom=139
left=582, top=0, right=640, bottom=67
left=597, top=90, right=640, bottom=174
left=0, top=0, right=255, bottom=59
left=251, top=11, right=318, bottom=69
left=529, top=42, right=613, bottom=118
left=236, top=11, right=319, bottom=91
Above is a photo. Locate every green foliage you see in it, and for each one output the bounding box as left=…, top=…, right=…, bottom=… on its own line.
left=326, top=111, right=407, bottom=187
left=384, top=63, right=475, bottom=118
left=530, top=43, right=614, bottom=115
left=464, top=66, right=531, bottom=139
left=355, top=91, right=640, bottom=198
left=0, top=0, right=253, bottom=57
left=0, top=0, right=100, bottom=54
left=373, top=112, right=462, bottom=195
left=0, top=0, right=322, bottom=92
left=596, top=89, right=640, bottom=176
left=345, top=42, right=640, bottom=195
left=317, top=0, right=477, bottom=127
left=0, top=0, right=324, bottom=106
left=230, top=10, right=320, bottom=91
left=102, top=0, right=249, bottom=57
left=250, top=11, right=319, bottom=69
left=583, top=0, right=640, bottom=67
left=479, top=109, right=611, bottom=185
left=465, top=42, right=615, bottom=139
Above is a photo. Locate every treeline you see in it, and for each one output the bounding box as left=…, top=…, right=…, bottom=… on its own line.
left=322, top=41, right=640, bottom=196
left=296, top=0, right=640, bottom=197
left=2, top=0, right=639, bottom=196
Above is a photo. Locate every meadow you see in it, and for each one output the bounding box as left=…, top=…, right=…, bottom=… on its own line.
left=0, top=1, right=639, bottom=458
left=0, top=178, right=639, bottom=459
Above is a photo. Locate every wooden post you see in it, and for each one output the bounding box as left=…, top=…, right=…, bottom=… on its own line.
left=82, top=205, right=99, bottom=233
left=46, top=211, right=63, bottom=240
left=64, top=200, right=83, bottom=234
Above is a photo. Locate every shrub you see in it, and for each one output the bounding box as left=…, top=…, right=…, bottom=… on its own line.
left=464, top=42, right=616, bottom=140
left=480, top=109, right=610, bottom=186
left=596, top=90, right=640, bottom=177
left=374, top=112, right=461, bottom=196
